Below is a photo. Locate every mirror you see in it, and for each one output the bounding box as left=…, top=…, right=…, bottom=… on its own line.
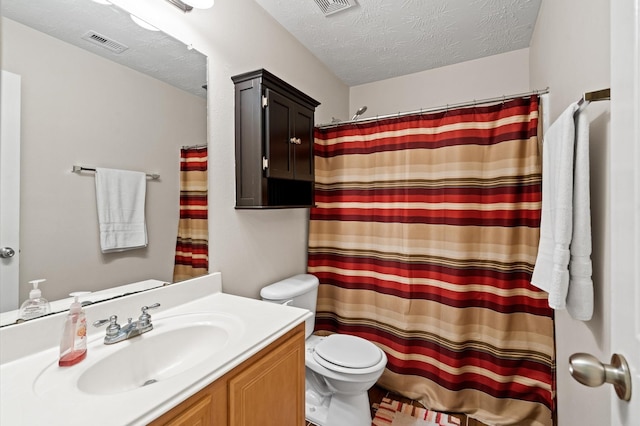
left=0, top=0, right=207, bottom=326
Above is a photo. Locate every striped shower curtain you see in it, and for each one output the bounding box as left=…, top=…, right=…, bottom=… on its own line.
left=308, top=97, right=555, bottom=426
left=173, top=146, right=208, bottom=282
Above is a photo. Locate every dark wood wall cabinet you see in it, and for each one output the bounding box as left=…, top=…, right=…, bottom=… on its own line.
left=232, top=69, right=320, bottom=208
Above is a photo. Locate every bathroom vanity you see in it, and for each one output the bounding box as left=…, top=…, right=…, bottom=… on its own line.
left=0, top=273, right=310, bottom=425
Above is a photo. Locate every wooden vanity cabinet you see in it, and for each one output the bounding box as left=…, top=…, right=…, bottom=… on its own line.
left=232, top=69, right=320, bottom=208
left=148, top=323, right=305, bottom=426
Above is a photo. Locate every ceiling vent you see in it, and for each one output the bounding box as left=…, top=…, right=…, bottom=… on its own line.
left=313, top=0, right=357, bottom=16
left=81, top=31, right=129, bottom=54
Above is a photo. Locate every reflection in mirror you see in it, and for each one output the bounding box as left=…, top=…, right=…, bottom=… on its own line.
left=0, top=0, right=208, bottom=326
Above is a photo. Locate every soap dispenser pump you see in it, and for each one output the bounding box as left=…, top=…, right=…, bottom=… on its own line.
left=58, top=292, right=90, bottom=367
left=19, top=279, right=51, bottom=320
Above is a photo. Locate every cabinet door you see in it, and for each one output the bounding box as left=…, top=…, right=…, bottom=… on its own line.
left=228, top=330, right=305, bottom=426
left=147, top=378, right=226, bottom=426
left=163, top=394, right=212, bottom=426
left=265, top=89, right=294, bottom=180
left=293, top=105, right=314, bottom=182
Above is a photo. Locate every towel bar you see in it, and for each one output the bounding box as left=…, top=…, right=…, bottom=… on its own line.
left=578, top=88, right=611, bottom=107
left=72, top=165, right=160, bottom=180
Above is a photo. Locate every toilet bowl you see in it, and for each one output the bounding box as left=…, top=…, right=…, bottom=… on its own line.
left=260, top=274, right=387, bottom=426
left=305, top=334, right=387, bottom=426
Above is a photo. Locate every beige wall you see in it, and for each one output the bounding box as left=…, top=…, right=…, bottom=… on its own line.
left=529, top=0, right=611, bottom=425
left=2, top=17, right=207, bottom=302
left=348, top=49, right=530, bottom=120
left=110, top=0, right=350, bottom=299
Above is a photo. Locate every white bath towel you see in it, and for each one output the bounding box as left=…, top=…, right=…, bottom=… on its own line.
left=95, top=168, right=148, bottom=253
left=566, top=109, right=593, bottom=320
left=531, top=103, right=593, bottom=320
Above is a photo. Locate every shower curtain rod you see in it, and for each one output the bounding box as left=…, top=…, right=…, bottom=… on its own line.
left=316, top=87, right=550, bottom=129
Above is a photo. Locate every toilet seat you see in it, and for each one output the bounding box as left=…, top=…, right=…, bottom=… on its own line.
left=312, top=334, right=383, bottom=375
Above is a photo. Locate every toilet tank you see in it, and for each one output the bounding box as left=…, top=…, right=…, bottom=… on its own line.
left=260, top=274, right=319, bottom=338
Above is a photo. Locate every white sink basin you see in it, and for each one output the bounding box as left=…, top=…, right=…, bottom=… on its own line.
left=33, top=312, right=244, bottom=396
left=78, top=324, right=227, bottom=395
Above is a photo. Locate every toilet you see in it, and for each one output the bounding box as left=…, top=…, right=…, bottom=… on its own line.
left=260, top=274, right=387, bottom=426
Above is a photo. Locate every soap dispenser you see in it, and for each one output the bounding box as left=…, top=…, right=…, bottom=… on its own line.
left=19, top=279, right=51, bottom=320
left=58, top=292, right=90, bottom=367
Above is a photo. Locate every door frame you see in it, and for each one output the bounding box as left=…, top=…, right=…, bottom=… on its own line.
left=610, top=0, right=639, bottom=423
left=0, top=70, right=21, bottom=312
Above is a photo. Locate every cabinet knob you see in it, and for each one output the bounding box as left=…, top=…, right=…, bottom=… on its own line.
left=289, top=137, right=302, bottom=145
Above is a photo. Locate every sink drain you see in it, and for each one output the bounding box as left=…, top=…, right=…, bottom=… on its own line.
left=142, top=379, right=158, bottom=387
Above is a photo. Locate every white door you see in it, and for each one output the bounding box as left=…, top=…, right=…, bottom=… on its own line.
left=609, top=0, right=639, bottom=422
left=569, top=1, right=639, bottom=421
left=0, top=70, right=21, bottom=312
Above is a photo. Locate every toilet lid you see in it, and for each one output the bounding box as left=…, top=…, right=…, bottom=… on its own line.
left=313, top=334, right=382, bottom=369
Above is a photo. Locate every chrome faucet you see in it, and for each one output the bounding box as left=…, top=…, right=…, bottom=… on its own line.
left=93, top=303, right=160, bottom=345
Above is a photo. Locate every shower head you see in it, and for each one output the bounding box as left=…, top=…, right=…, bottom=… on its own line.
left=351, top=106, right=368, bottom=121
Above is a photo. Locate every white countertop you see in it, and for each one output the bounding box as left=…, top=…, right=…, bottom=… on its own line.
left=0, top=273, right=311, bottom=425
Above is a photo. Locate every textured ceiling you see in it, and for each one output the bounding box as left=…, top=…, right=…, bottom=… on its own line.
left=1, top=0, right=207, bottom=98
left=255, top=0, right=542, bottom=86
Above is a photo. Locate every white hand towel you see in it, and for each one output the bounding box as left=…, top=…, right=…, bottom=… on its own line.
left=95, top=168, right=148, bottom=253
left=566, top=109, right=593, bottom=320
left=531, top=103, right=579, bottom=309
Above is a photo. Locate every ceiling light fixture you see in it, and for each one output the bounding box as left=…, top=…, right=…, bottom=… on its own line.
left=165, top=0, right=214, bottom=13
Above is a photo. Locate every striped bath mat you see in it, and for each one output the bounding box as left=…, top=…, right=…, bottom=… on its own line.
left=372, top=398, right=461, bottom=426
